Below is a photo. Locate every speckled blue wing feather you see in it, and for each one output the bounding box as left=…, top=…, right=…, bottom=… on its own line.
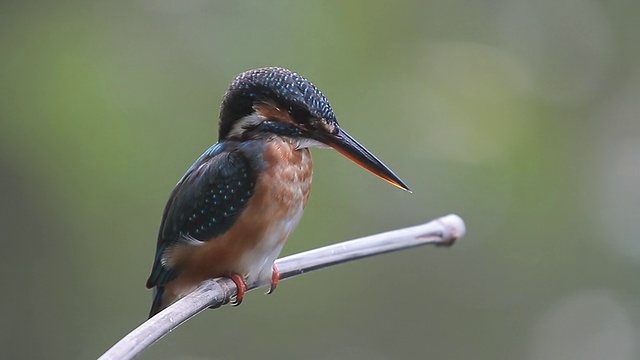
left=146, top=143, right=257, bottom=288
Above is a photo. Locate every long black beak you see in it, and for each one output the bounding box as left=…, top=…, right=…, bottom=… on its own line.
left=314, top=127, right=411, bottom=192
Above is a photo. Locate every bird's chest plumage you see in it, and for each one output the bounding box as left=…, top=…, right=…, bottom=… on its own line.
left=235, top=141, right=313, bottom=285
left=179, top=140, right=313, bottom=288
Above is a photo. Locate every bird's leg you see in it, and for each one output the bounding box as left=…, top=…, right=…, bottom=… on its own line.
left=267, top=264, right=279, bottom=295
left=227, top=273, right=247, bottom=306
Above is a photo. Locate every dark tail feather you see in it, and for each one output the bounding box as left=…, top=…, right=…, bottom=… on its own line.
left=148, top=286, right=167, bottom=319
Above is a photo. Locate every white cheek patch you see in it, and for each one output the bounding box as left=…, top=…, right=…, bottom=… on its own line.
left=228, top=112, right=267, bottom=138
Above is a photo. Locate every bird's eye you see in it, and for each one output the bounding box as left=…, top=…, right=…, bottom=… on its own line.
left=288, top=106, right=310, bottom=124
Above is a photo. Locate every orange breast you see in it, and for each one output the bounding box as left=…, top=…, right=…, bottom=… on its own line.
left=166, top=139, right=313, bottom=296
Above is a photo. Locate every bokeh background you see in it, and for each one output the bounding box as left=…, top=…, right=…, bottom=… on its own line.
left=2, top=1, right=639, bottom=359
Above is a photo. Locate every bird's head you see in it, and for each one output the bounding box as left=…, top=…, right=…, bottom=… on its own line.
left=218, top=67, right=410, bottom=192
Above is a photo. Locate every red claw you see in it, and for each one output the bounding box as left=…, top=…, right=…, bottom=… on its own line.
left=227, top=273, right=247, bottom=306
left=267, top=264, right=279, bottom=295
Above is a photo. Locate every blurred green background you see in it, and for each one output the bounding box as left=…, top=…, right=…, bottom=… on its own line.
left=2, top=1, right=639, bottom=359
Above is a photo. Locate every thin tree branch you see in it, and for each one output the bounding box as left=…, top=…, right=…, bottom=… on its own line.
left=99, top=214, right=466, bottom=360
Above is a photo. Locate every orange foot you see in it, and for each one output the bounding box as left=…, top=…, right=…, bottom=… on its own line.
left=267, top=264, right=279, bottom=295
left=227, top=273, right=247, bottom=306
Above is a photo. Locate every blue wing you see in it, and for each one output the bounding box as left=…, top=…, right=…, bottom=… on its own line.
left=146, top=143, right=257, bottom=288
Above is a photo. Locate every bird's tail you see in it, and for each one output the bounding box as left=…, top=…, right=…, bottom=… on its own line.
left=148, top=286, right=168, bottom=319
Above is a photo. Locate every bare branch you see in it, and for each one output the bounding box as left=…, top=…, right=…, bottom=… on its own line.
left=98, top=214, right=466, bottom=360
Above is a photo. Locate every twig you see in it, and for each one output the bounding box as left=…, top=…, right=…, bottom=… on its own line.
left=98, top=214, right=466, bottom=360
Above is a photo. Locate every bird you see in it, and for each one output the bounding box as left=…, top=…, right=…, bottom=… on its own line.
left=145, top=67, right=410, bottom=318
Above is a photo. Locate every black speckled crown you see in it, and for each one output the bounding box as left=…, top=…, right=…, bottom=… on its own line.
left=218, top=67, right=337, bottom=140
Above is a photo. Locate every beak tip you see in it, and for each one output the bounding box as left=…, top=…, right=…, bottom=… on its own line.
left=395, top=181, right=412, bottom=193
left=324, top=128, right=412, bottom=194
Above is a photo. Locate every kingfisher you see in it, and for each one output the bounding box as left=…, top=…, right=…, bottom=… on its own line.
left=146, top=67, right=410, bottom=318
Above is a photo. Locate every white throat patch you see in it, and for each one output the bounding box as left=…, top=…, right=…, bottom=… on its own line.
left=295, top=138, right=331, bottom=149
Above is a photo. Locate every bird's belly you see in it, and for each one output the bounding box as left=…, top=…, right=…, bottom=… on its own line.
left=236, top=201, right=304, bottom=286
